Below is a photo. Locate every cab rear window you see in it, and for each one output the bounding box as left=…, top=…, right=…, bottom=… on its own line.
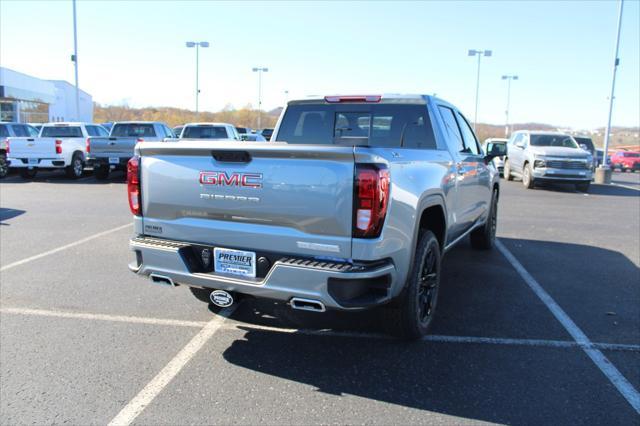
left=41, top=126, right=83, bottom=138
left=276, top=104, right=436, bottom=149
left=111, top=124, right=156, bottom=137
left=182, top=126, right=229, bottom=139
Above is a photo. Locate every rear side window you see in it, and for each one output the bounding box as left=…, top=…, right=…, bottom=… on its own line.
left=41, top=126, right=83, bottom=138
left=455, top=111, right=480, bottom=155
left=111, top=124, right=156, bottom=137
left=438, top=106, right=464, bottom=152
left=182, top=126, right=230, bottom=139
left=276, top=104, right=436, bottom=148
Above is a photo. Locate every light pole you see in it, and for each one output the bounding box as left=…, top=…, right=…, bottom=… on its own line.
left=252, top=67, right=268, bottom=129
left=186, top=41, right=209, bottom=115
left=468, top=49, right=492, bottom=131
left=72, top=0, right=80, bottom=120
left=602, top=0, right=624, bottom=173
left=284, top=90, right=289, bottom=104
left=502, top=75, right=518, bottom=137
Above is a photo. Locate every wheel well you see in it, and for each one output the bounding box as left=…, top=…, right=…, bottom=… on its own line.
left=419, top=205, right=446, bottom=249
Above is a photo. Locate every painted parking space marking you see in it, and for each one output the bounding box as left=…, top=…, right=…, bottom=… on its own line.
left=496, top=240, right=640, bottom=414
left=221, top=322, right=640, bottom=352
left=0, top=223, right=131, bottom=272
left=0, top=307, right=208, bottom=328
left=107, top=304, right=237, bottom=426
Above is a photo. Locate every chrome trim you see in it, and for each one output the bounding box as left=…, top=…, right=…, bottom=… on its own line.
left=149, top=274, right=176, bottom=287
left=290, top=297, right=326, bottom=313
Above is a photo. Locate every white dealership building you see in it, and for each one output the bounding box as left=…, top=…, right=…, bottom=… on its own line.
left=0, top=67, right=93, bottom=123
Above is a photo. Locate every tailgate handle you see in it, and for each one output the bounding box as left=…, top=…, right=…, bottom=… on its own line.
left=27, top=138, right=34, bottom=141
left=211, top=150, right=252, bottom=163
left=109, top=137, right=117, bottom=140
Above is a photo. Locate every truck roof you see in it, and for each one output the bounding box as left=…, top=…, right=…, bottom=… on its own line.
left=289, top=94, right=432, bottom=105
left=182, top=122, right=235, bottom=127
left=513, top=130, right=573, bottom=136
left=113, top=121, right=164, bottom=125
left=41, top=122, right=92, bottom=126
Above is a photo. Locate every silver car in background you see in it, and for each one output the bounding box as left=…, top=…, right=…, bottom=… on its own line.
left=504, top=131, right=593, bottom=192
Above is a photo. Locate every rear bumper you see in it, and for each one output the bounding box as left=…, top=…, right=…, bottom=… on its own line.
left=129, top=236, right=397, bottom=311
left=88, top=156, right=128, bottom=169
left=7, top=157, right=67, bottom=168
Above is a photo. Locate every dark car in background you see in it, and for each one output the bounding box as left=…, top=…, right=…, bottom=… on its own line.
left=259, top=128, right=274, bottom=140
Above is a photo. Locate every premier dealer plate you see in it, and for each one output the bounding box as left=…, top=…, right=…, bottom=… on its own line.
left=213, top=247, right=256, bottom=278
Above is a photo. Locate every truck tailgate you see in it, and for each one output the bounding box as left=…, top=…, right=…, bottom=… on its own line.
left=90, top=137, right=137, bottom=157
left=7, top=137, right=56, bottom=157
left=138, top=141, right=355, bottom=258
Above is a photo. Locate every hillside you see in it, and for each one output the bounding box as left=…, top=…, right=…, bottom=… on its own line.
left=93, top=103, right=638, bottom=148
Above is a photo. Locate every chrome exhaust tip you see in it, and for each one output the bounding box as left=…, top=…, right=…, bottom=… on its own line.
left=149, top=274, right=175, bottom=287
left=290, top=297, right=326, bottom=313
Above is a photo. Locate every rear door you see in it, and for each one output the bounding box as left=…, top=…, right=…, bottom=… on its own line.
left=139, top=142, right=355, bottom=258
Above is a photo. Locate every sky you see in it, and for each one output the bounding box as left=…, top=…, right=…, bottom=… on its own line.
left=1, top=0, right=639, bottom=129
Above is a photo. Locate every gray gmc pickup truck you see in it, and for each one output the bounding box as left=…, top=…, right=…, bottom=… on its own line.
left=128, top=94, right=501, bottom=338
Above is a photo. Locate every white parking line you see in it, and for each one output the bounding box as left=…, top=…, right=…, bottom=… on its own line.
left=223, top=322, right=640, bottom=352
left=0, top=307, right=208, bottom=328
left=0, top=223, right=131, bottom=272
left=611, top=182, right=640, bottom=191
left=108, top=305, right=237, bottom=426
left=496, top=240, right=640, bottom=414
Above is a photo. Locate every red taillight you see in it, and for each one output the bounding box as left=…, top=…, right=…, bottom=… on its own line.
left=127, top=156, right=142, bottom=216
left=324, top=95, right=382, bottom=103
left=4, top=139, right=9, bottom=154
left=55, top=139, right=62, bottom=154
left=86, top=138, right=91, bottom=153
left=353, top=165, right=390, bottom=238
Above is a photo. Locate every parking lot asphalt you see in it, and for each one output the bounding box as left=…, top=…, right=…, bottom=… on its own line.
left=1, top=169, right=639, bottom=425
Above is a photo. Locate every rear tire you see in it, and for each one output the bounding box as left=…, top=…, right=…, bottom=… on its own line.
left=384, top=230, right=441, bottom=340
left=522, top=163, right=535, bottom=189
left=65, top=153, right=84, bottom=179
left=471, top=189, right=498, bottom=250
left=20, top=168, right=37, bottom=179
left=504, top=159, right=513, bottom=181
left=576, top=182, right=590, bottom=192
left=0, top=155, right=8, bottom=178
left=94, top=165, right=110, bottom=180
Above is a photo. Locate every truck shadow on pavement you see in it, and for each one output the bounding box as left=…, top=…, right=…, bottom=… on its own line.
left=218, top=239, right=639, bottom=423
left=0, top=208, right=26, bottom=225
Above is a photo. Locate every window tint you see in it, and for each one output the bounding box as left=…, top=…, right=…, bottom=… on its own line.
left=41, top=126, right=83, bottom=137
left=85, top=126, right=98, bottom=137
left=27, top=125, right=40, bottom=137
left=96, top=126, right=109, bottom=137
left=455, top=112, right=480, bottom=155
left=12, top=125, right=30, bottom=137
left=164, top=125, right=175, bottom=138
left=111, top=123, right=156, bottom=137
left=277, top=103, right=436, bottom=148
left=0, top=124, right=9, bottom=137
left=438, top=106, right=464, bottom=152
left=530, top=134, right=578, bottom=148
left=182, top=126, right=230, bottom=139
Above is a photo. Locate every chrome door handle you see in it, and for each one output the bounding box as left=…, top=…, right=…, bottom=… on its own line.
left=456, top=163, right=464, bottom=175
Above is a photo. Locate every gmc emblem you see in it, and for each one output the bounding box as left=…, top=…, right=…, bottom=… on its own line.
left=199, top=171, right=262, bottom=188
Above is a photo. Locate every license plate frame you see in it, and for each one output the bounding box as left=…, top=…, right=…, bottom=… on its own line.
left=213, top=247, right=256, bottom=278
left=28, top=158, right=39, bottom=165
left=108, top=157, right=119, bottom=165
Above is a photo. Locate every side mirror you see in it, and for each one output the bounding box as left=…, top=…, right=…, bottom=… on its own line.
left=514, top=141, right=525, bottom=149
left=485, top=144, right=506, bottom=164
left=579, top=143, right=589, bottom=151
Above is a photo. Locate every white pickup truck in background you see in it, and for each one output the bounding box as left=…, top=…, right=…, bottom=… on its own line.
left=6, top=122, right=108, bottom=179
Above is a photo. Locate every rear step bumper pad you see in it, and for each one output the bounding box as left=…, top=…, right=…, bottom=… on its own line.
left=129, top=236, right=397, bottom=310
